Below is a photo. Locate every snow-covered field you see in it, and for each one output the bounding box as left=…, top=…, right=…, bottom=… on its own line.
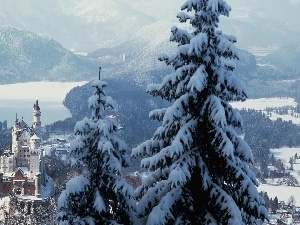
left=258, top=147, right=300, bottom=206
left=230, top=97, right=300, bottom=125
left=231, top=98, right=297, bottom=111
left=258, top=184, right=300, bottom=205
left=0, top=81, right=87, bottom=126
left=270, top=147, right=300, bottom=184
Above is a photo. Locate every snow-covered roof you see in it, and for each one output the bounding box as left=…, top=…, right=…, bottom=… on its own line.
left=30, top=134, right=40, bottom=140
left=19, top=167, right=29, bottom=172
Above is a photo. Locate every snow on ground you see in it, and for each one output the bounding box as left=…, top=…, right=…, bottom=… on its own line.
left=258, top=147, right=300, bottom=206
left=267, top=112, right=300, bottom=125
left=230, top=97, right=297, bottom=111
left=258, top=184, right=300, bottom=206
left=270, top=147, right=300, bottom=184
left=41, top=175, right=54, bottom=198
left=230, top=97, right=300, bottom=125
left=270, top=147, right=300, bottom=167
left=0, top=196, right=9, bottom=222
left=0, top=81, right=87, bottom=101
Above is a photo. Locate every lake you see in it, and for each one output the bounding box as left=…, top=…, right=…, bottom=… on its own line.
left=0, top=81, right=87, bottom=127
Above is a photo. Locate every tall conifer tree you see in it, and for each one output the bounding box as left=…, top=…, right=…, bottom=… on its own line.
left=132, top=0, right=268, bottom=224
left=57, top=74, right=136, bottom=224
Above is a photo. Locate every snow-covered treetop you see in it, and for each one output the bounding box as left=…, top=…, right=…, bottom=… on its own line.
left=89, top=79, right=115, bottom=121
left=150, top=0, right=247, bottom=104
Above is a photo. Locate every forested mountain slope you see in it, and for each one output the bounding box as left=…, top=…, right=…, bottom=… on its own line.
left=0, top=27, right=97, bottom=84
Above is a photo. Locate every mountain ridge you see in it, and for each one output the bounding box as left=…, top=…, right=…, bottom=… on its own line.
left=0, top=27, right=97, bottom=84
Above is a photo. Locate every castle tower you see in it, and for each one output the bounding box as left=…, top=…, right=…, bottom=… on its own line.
left=32, top=100, right=42, bottom=137
left=30, top=135, right=41, bottom=150
left=39, top=148, right=46, bottom=186
left=35, top=173, right=41, bottom=198
left=11, top=115, right=23, bottom=169
left=12, top=113, right=20, bottom=145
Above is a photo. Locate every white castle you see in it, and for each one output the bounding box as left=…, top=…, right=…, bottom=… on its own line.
left=0, top=100, right=46, bottom=197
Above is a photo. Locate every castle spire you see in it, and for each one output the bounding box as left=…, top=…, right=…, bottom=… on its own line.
left=33, top=99, right=40, bottom=111
left=32, top=100, right=42, bottom=137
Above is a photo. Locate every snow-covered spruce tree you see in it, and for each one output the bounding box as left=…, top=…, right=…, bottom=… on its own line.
left=57, top=79, right=136, bottom=225
left=132, top=0, right=268, bottom=224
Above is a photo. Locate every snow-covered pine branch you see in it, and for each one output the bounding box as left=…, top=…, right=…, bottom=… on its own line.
left=57, top=79, right=137, bottom=225
left=132, top=0, right=268, bottom=224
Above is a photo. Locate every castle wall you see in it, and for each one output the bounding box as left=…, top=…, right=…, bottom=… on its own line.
left=23, top=181, right=35, bottom=196
left=29, top=153, right=40, bottom=179
left=35, top=173, right=41, bottom=197
left=0, top=155, right=14, bottom=173
left=0, top=181, right=13, bottom=195
left=16, top=145, right=30, bottom=168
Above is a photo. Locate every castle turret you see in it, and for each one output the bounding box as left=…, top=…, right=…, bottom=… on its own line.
left=12, top=113, right=20, bottom=144
left=32, top=100, right=42, bottom=137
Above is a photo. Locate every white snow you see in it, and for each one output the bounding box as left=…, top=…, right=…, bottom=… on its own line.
left=230, top=97, right=300, bottom=125
left=0, top=197, right=9, bottom=223
left=94, top=190, right=106, bottom=213
left=258, top=184, right=300, bottom=206
left=258, top=147, right=300, bottom=206
left=270, top=147, right=300, bottom=183
left=230, top=97, right=297, bottom=111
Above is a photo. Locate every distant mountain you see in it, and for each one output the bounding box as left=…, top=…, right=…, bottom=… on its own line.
left=0, top=0, right=299, bottom=54
left=0, top=0, right=298, bottom=99
left=220, top=7, right=300, bottom=55
left=0, top=27, right=98, bottom=84
left=88, top=19, right=258, bottom=86
left=124, top=0, right=182, bottom=19
left=88, top=20, right=175, bottom=85
left=0, top=25, right=258, bottom=86
left=245, top=42, right=300, bottom=98
left=259, top=43, right=300, bottom=80
left=0, top=0, right=155, bottom=52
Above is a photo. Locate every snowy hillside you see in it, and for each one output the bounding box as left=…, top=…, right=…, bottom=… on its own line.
left=0, top=27, right=97, bottom=83
left=0, top=0, right=154, bottom=52
left=0, top=0, right=299, bottom=53
left=258, top=44, right=300, bottom=81
left=222, top=0, right=300, bottom=55
left=88, top=20, right=258, bottom=86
